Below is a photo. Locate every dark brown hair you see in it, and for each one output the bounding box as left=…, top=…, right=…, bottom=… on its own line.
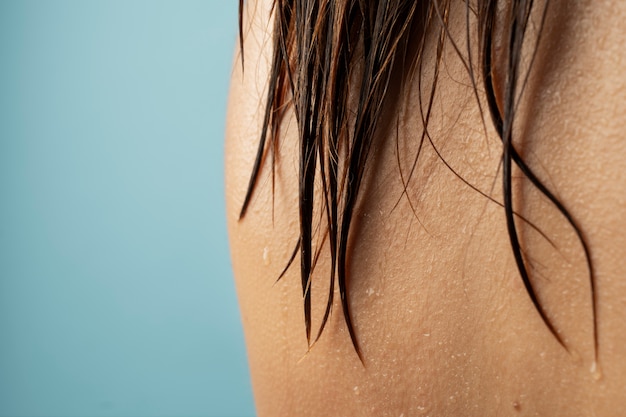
left=237, top=0, right=596, bottom=361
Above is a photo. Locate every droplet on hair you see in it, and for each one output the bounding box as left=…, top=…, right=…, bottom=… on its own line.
left=263, top=247, right=271, bottom=265
left=590, top=361, right=603, bottom=381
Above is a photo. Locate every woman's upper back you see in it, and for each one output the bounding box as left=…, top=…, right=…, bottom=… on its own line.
left=226, top=1, right=626, bottom=415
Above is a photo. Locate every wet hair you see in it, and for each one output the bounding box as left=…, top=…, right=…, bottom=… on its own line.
left=237, top=0, right=596, bottom=361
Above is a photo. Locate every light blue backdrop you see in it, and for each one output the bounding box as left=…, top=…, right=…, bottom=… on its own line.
left=0, top=1, right=255, bottom=416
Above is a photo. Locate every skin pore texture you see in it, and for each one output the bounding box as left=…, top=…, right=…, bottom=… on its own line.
left=226, top=1, right=626, bottom=416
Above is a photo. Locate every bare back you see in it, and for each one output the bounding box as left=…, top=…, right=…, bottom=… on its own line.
left=226, top=1, right=626, bottom=415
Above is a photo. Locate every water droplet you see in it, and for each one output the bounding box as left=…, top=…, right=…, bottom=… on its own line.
left=590, top=361, right=603, bottom=381
left=263, top=247, right=271, bottom=265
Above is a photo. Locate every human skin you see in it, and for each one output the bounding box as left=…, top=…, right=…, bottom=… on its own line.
left=225, top=1, right=626, bottom=416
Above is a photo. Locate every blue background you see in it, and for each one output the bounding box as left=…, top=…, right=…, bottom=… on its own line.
left=0, top=1, right=255, bottom=416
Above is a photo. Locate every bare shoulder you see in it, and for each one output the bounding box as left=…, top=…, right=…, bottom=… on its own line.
left=225, top=1, right=626, bottom=416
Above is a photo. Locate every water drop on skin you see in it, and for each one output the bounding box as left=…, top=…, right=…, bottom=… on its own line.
left=263, top=247, right=271, bottom=265
left=590, top=361, right=603, bottom=381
